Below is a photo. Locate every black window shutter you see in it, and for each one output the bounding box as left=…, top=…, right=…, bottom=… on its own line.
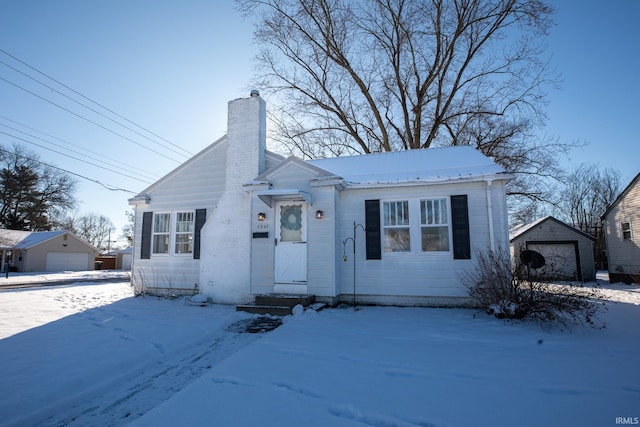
left=194, top=209, right=206, bottom=259
left=364, top=199, right=381, bottom=260
left=141, top=211, right=153, bottom=259
left=451, top=195, right=471, bottom=259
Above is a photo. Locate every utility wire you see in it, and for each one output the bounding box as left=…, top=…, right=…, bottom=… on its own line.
left=0, top=145, right=137, bottom=193
left=0, top=76, right=183, bottom=163
left=0, top=58, right=191, bottom=160
left=0, top=130, right=153, bottom=184
left=0, top=49, right=194, bottom=157
left=0, top=116, right=159, bottom=182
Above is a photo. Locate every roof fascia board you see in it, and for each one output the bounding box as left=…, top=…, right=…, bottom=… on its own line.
left=340, top=172, right=514, bottom=189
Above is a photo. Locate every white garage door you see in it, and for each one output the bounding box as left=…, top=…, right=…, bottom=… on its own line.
left=527, top=243, right=578, bottom=280
left=45, top=252, right=90, bottom=272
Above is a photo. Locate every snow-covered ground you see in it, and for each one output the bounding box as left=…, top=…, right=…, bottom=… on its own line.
left=1, top=273, right=639, bottom=427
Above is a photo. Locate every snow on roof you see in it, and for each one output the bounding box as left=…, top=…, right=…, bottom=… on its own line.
left=509, top=216, right=595, bottom=242
left=307, top=146, right=508, bottom=185
left=509, top=216, right=550, bottom=241
left=0, top=229, right=31, bottom=248
left=0, top=229, right=67, bottom=249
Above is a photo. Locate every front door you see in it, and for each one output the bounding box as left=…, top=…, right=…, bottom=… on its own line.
left=275, top=201, right=307, bottom=283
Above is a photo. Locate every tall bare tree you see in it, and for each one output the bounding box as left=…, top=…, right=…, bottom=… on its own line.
left=121, top=209, right=134, bottom=246
left=239, top=0, right=571, bottom=213
left=557, top=164, right=623, bottom=269
left=68, top=212, right=114, bottom=251
left=559, top=165, right=622, bottom=233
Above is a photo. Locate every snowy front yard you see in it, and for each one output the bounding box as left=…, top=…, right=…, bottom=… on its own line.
left=1, top=275, right=639, bottom=427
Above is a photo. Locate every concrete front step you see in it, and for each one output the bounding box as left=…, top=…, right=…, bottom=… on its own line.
left=236, top=294, right=317, bottom=316
left=255, top=294, right=316, bottom=308
left=235, top=304, right=293, bottom=316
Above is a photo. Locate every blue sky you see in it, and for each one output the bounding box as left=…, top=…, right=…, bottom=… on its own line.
left=0, top=1, right=638, bottom=244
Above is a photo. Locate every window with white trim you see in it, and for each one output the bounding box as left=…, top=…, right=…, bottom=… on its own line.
left=381, top=198, right=452, bottom=254
left=622, top=222, right=632, bottom=240
left=383, top=201, right=410, bottom=252
left=420, top=198, right=450, bottom=251
left=152, top=213, right=170, bottom=254
left=175, top=211, right=195, bottom=254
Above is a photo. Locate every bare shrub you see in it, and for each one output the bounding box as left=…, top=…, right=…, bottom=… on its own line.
left=462, top=249, right=606, bottom=329
left=131, top=269, right=148, bottom=296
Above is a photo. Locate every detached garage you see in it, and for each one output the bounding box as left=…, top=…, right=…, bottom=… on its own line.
left=0, top=229, right=98, bottom=273
left=509, top=216, right=596, bottom=282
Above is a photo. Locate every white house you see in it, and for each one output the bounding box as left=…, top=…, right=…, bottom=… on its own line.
left=602, top=172, right=640, bottom=284
left=129, top=92, right=513, bottom=306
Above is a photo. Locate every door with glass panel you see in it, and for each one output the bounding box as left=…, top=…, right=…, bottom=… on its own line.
left=274, top=201, right=307, bottom=283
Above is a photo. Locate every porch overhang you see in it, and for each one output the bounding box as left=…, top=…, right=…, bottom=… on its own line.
left=255, top=189, right=312, bottom=207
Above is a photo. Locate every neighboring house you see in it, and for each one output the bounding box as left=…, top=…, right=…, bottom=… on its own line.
left=509, top=216, right=596, bottom=282
left=602, top=173, right=640, bottom=284
left=0, top=229, right=99, bottom=272
left=129, top=92, right=513, bottom=306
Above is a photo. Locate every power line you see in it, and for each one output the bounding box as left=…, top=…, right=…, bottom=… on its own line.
left=0, top=130, right=153, bottom=185
left=0, top=49, right=194, bottom=158
left=0, top=115, right=159, bottom=182
left=0, top=58, right=192, bottom=160
left=0, top=145, right=137, bottom=194
left=0, top=75, right=183, bottom=163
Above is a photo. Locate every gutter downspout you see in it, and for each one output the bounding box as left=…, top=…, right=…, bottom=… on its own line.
left=486, top=179, right=495, bottom=252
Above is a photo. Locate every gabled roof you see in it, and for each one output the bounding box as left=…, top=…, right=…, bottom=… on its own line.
left=253, top=156, right=337, bottom=182
left=129, top=134, right=286, bottom=201
left=0, top=229, right=99, bottom=251
left=130, top=135, right=228, bottom=200
left=509, top=216, right=595, bottom=242
left=601, top=172, right=640, bottom=220
left=306, top=146, right=510, bottom=186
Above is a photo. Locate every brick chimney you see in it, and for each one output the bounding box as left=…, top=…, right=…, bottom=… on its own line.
left=199, top=92, right=266, bottom=303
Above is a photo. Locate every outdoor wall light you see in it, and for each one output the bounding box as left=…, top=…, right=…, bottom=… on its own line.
left=316, top=210, right=324, bottom=220
left=258, top=212, right=266, bottom=221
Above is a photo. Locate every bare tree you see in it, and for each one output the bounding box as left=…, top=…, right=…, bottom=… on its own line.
left=121, top=209, right=134, bottom=246
left=64, top=212, right=114, bottom=251
left=557, top=164, right=623, bottom=268
left=239, top=0, right=570, bottom=211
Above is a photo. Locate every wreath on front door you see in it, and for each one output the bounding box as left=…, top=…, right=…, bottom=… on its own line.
left=280, top=205, right=302, bottom=231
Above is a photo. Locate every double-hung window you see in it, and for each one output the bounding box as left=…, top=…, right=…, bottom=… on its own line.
left=141, top=209, right=204, bottom=259
left=383, top=201, right=410, bottom=252
left=420, top=199, right=450, bottom=252
left=152, top=213, right=170, bottom=254
left=622, top=222, right=632, bottom=240
left=381, top=198, right=451, bottom=254
left=175, top=212, right=195, bottom=254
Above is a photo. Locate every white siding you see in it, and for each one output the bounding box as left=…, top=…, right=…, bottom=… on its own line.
left=604, top=176, right=640, bottom=277
left=337, top=180, right=509, bottom=304
left=131, top=140, right=227, bottom=295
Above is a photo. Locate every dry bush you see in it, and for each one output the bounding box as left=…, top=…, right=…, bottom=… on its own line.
left=463, top=249, right=606, bottom=329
